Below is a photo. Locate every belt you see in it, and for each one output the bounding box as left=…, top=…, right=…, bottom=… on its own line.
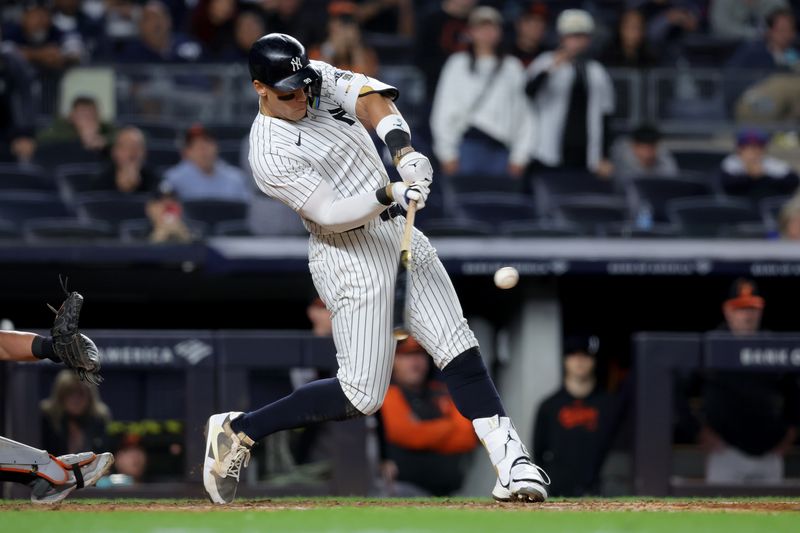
left=349, top=204, right=402, bottom=232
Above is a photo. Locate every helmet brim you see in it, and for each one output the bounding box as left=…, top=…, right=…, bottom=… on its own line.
left=271, top=65, right=321, bottom=92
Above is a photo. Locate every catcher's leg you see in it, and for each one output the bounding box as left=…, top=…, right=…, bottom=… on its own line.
left=0, top=436, right=114, bottom=504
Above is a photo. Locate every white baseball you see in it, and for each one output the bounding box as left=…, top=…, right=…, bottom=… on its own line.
left=494, top=267, right=519, bottom=289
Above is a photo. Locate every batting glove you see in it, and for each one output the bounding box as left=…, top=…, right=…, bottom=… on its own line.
left=391, top=181, right=429, bottom=211
left=396, top=151, right=433, bottom=185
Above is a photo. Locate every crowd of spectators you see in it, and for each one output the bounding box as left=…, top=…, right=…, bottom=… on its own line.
left=0, top=1, right=799, bottom=241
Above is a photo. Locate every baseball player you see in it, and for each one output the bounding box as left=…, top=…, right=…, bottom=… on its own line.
left=203, top=33, right=549, bottom=504
left=0, top=288, right=113, bottom=503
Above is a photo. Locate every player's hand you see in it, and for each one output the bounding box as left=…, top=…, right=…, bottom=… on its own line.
left=396, top=151, right=433, bottom=185
left=391, top=181, right=429, bottom=211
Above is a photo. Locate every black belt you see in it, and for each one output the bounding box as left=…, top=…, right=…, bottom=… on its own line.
left=349, top=204, right=402, bottom=232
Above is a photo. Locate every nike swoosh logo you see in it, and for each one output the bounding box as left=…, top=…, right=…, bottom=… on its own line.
left=295, top=132, right=302, bottom=146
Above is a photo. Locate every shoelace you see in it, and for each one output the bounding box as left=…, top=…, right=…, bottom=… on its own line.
left=223, top=444, right=251, bottom=481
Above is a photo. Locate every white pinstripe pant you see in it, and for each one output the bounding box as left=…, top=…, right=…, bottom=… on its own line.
left=308, top=216, right=478, bottom=415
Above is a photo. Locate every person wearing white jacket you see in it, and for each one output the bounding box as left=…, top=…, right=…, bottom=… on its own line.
left=430, top=6, right=534, bottom=178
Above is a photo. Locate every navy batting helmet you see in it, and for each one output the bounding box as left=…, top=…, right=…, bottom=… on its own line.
left=249, top=33, right=321, bottom=92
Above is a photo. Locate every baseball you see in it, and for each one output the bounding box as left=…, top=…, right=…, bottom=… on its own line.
left=494, top=267, right=519, bottom=289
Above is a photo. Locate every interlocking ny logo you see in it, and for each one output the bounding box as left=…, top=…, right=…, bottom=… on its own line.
left=290, top=57, right=303, bottom=71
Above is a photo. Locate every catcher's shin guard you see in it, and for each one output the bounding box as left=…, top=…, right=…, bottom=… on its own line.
left=0, top=436, right=73, bottom=485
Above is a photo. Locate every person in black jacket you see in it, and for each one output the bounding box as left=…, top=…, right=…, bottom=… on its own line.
left=0, top=39, right=37, bottom=163
left=533, top=335, right=616, bottom=496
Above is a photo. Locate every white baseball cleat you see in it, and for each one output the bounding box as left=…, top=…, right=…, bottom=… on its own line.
left=473, top=415, right=550, bottom=503
left=203, top=411, right=254, bottom=504
left=30, top=451, right=115, bottom=504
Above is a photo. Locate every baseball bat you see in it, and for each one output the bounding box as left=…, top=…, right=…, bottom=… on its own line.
left=392, top=199, right=417, bottom=340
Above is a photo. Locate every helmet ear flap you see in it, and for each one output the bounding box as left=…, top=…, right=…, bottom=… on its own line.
left=306, top=69, right=322, bottom=109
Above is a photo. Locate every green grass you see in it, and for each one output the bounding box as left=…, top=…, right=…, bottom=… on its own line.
left=1, top=498, right=798, bottom=533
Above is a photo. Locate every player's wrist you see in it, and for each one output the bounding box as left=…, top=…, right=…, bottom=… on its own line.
left=376, top=184, right=394, bottom=205
left=31, top=334, right=61, bottom=363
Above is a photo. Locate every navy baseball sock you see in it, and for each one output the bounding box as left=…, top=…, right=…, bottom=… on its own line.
left=230, top=377, right=361, bottom=441
left=441, top=347, right=506, bottom=420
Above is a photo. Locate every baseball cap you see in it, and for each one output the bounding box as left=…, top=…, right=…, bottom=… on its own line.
left=724, top=278, right=765, bottom=310
left=328, top=1, right=357, bottom=18
left=184, top=124, right=214, bottom=145
left=396, top=337, right=426, bottom=355
left=521, top=2, right=548, bottom=20
left=631, top=124, right=662, bottom=144
left=736, top=128, right=770, bottom=148
left=557, top=9, right=594, bottom=35
left=469, top=6, right=503, bottom=27
left=563, top=335, right=600, bottom=358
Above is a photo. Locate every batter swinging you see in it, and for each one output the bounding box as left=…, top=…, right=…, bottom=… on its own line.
left=203, top=33, right=550, bottom=504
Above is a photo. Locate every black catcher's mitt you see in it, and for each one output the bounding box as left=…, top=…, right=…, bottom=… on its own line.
left=49, top=278, right=102, bottom=385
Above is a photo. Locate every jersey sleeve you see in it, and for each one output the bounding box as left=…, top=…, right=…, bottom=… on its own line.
left=249, top=151, right=323, bottom=211
left=312, top=60, right=398, bottom=116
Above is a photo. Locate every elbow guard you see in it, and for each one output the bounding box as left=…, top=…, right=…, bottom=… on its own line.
left=334, top=72, right=399, bottom=116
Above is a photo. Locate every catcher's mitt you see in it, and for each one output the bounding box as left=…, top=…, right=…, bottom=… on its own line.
left=49, top=278, right=102, bottom=385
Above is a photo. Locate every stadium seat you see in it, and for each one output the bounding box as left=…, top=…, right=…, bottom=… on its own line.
left=23, top=218, right=116, bottom=242
left=417, top=218, right=493, bottom=237
left=759, top=195, right=792, bottom=229
left=35, top=142, right=105, bottom=168
left=248, top=197, right=307, bottom=236
left=0, top=191, right=70, bottom=223
left=672, top=150, right=727, bottom=173
left=0, top=164, right=55, bottom=191
left=499, top=220, right=584, bottom=237
left=723, top=222, right=770, bottom=239
left=132, top=122, right=179, bottom=142
left=611, top=222, right=681, bottom=239
left=447, top=174, right=527, bottom=195
left=182, top=199, right=249, bottom=226
left=56, top=163, right=106, bottom=206
left=535, top=171, right=616, bottom=198
left=666, top=197, right=761, bottom=237
left=146, top=141, right=182, bottom=168
left=629, top=176, right=714, bottom=222
left=0, top=219, right=20, bottom=240
left=555, top=195, right=632, bottom=235
left=75, top=192, right=150, bottom=228
left=455, top=193, right=537, bottom=226
left=214, top=220, right=254, bottom=236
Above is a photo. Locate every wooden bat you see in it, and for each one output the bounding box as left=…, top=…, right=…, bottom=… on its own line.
left=392, top=199, right=417, bottom=340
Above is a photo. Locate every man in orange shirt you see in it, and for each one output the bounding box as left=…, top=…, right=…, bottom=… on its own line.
left=379, top=338, right=477, bottom=496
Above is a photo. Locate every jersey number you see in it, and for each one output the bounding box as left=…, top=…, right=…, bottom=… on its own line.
left=328, top=107, right=355, bottom=126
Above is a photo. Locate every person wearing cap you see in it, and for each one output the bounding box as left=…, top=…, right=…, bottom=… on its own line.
left=378, top=337, right=477, bottom=496
left=430, top=6, right=534, bottom=178
left=511, top=2, right=551, bottom=68
left=163, top=124, right=250, bottom=202
left=610, top=123, right=679, bottom=182
left=308, top=1, right=379, bottom=77
left=532, top=335, right=616, bottom=496
left=702, top=278, right=799, bottom=485
left=525, top=9, right=615, bottom=179
left=719, top=128, right=799, bottom=202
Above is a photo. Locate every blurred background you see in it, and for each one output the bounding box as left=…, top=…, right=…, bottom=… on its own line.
left=2, top=0, right=800, bottom=500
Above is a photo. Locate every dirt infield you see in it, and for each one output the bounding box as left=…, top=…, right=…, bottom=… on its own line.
left=3, top=499, right=800, bottom=513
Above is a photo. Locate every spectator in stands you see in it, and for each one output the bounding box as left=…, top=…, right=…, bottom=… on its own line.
left=355, top=0, right=415, bottom=36
left=0, top=36, right=37, bottom=163
left=703, top=278, right=800, bottom=485
left=430, top=7, right=532, bottom=178
left=261, top=0, right=326, bottom=49
left=41, top=369, right=112, bottom=457
left=630, top=0, right=700, bottom=53
left=525, top=9, right=615, bottom=178
left=163, top=124, right=249, bottom=201
left=51, top=0, right=103, bottom=54
left=113, top=434, right=148, bottom=484
left=510, top=2, right=550, bottom=68
left=611, top=123, right=679, bottom=182
left=309, top=2, right=380, bottom=77
left=2, top=0, right=84, bottom=72
left=190, top=0, right=237, bottom=60
left=119, top=1, right=203, bottom=63
left=719, top=128, right=799, bottom=201
left=711, top=0, right=788, bottom=41
left=37, top=95, right=114, bottom=155
left=416, top=0, right=476, bottom=96
left=533, top=335, right=615, bottom=497
left=600, top=9, right=660, bottom=69
left=92, top=126, right=162, bottom=195
left=728, top=8, right=798, bottom=70
left=218, top=8, right=266, bottom=62
left=778, top=195, right=800, bottom=239
left=379, top=338, right=477, bottom=496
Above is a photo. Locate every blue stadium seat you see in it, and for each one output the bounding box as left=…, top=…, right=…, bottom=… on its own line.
left=499, top=220, right=584, bottom=237
left=760, top=195, right=792, bottom=228
left=214, top=220, right=253, bottom=236
left=75, top=192, right=150, bottom=228
left=35, top=142, right=105, bottom=168
left=417, top=218, right=493, bottom=237
left=182, top=199, right=249, bottom=226
left=56, top=163, right=106, bottom=205
left=0, top=191, right=70, bottom=223
left=536, top=171, right=616, bottom=198
left=0, top=219, right=20, bottom=240
left=23, top=219, right=116, bottom=242
left=0, top=164, right=55, bottom=191
left=629, top=176, right=714, bottom=222
left=667, top=196, right=761, bottom=237
left=447, top=174, right=527, bottom=195
left=455, top=193, right=537, bottom=226
left=556, top=195, right=632, bottom=235
left=672, top=150, right=727, bottom=173
left=146, top=141, right=182, bottom=168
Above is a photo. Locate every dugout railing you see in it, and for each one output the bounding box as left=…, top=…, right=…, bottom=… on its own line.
left=634, top=332, right=800, bottom=496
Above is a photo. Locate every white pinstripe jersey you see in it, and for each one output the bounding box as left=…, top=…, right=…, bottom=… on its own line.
left=248, top=60, right=393, bottom=235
